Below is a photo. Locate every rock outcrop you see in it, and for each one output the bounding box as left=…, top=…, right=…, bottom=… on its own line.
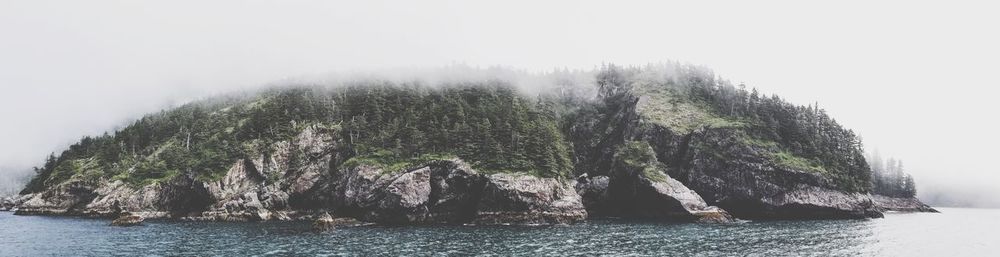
left=13, top=127, right=587, bottom=225
left=337, top=160, right=585, bottom=225
left=872, top=195, right=939, bottom=213
left=576, top=141, right=733, bottom=223
left=15, top=180, right=98, bottom=216
left=474, top=173, right=586, bottom=225
left=661, top=128, right=882, bottom=219
left=110, top=213, right=144, bottom=226
left=1, top=195, right=29, bottom=211
left=13, top=119, right=917, bottom=224
left=0, top=197, right=12, bottom=211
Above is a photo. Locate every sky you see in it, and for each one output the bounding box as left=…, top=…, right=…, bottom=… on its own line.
left=1, top=0, right=997, bottom=204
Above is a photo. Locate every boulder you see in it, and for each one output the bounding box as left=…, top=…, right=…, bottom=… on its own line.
left=0, top=198, right=11, bottom=211
left=366, top=160, right=487, bottom=223
left=424, top=160, right=486, bottom=222
left=614, top=171, right=734, bottom=223
left=474, top=173, right=587, bottom=225
left=335, top=159, right=584, bottom=225
left=597, top=142, right=734, bottom=223
left=371, top=167, right=433, bottom=223
left=312, top=212, right=337, bottom=231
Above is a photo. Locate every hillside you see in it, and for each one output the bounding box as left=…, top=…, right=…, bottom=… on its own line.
left=9, top=64, right=934, bottom=223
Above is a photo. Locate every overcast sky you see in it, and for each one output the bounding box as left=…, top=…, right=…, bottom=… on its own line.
left=1, top=0, right=997, bottom=200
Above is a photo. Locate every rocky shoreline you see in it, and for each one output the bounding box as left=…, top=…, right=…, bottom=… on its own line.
left=4, top=126, right=937, bottom=225
left=872, top=194, right=939, bottom=213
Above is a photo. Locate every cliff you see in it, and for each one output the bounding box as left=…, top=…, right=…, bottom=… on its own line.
left=12, top=64, right=935, bottom=223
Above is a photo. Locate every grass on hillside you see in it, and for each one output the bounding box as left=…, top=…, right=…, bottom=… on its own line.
left=615, top=141, right=669, bottom=182
left=634, top=83, right=743, bottom=134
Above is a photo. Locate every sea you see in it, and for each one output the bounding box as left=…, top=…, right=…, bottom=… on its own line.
left=0, top=208, right=996, bottom=256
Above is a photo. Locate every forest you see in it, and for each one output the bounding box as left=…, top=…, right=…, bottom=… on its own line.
left=867, top=151, right=917, bottom=197
left=21, top=81, right=572, bottom=194
left=21, top=64, right=896, bottom=196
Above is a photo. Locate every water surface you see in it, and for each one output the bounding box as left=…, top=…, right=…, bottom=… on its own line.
left=1, top=208, right=996, bottom=256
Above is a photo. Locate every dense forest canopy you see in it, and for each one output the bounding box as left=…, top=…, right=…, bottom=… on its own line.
left=20, top=64, right=906, bottom=195
left=565, top=65, right=871, bottom=191
left=20, top=79, right=576, bottom=194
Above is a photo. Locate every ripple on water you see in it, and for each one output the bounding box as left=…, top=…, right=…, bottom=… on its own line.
left=1, top=209, right=997, bottom=256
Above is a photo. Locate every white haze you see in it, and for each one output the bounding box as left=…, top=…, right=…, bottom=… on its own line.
left=1, top=0, right=998, bottom=206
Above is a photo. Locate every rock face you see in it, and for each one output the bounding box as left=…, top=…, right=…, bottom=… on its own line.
left=608, top=170, right=733, bottom=223
left=312, top=212, right=337, bottom=231
left=577, top=142, right=733, bottom=223
left=872, top=195, right=939, bottom=213
left=337, top=160, right=585, bottom=225
left=15, top=122, right=910, bottom=223
left=1, top=195, right=29, bottom=211
left=15, top=180, right=98, bottom=216
left=474, top=173, right=586, bottom=225
left=14, top=127, right=587, bottom=225
left=0, top=197, right=11, bottom=211
left=658, top=128, right=882, bottom=219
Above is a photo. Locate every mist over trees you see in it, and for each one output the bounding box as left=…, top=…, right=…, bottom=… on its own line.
left=19, top=76, right=583, bottom=194
left=867, top=150, right=917, bottom=197
left=0, top=166, right=31, bottom=196
left=17, top=63, right=900, bottom=196
left=563, top=64, right=871, bottom=191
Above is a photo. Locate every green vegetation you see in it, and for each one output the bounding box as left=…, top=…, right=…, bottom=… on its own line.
left=334, top=83, right=573, bottom=179
left=867, top=151, right=917, bottom=197
left=19, top=63, right=878, bottom=195
left=341, top=150, right=457, bottom=174
left=575, top=64, right=872, bottom=192
left=634, top=82, right=743, bottom=133
left=768, top=151, right=828, bottom=174
left=614, top=141, right=669, bottom=182
left=21, top=82, right=574, bottom=194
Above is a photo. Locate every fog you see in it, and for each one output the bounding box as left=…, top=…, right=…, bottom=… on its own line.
left=1, top=0, right=998, bottom=206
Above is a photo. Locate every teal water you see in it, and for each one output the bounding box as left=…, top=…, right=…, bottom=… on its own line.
left=0, top=208, right=996, bottom=256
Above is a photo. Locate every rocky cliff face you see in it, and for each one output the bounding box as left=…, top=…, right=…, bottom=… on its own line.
left=1, top=194, right=29, bottom=211
left=649, top=127, right=884, bottom=219
left=565, top=88, right=896, bottom=221
left=12, top=74, right=940, bottom=224
left=575, top=140, right=734, bottom=223
left=14, top=127, right=588, bottom=225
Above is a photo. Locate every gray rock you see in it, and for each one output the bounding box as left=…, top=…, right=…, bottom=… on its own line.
left=196, top=126, right=337, bottom=221
left=1, top=123, right=790, bottom=225
left=474, top=173, right=587, bottom=225
left=15, top=180, right=97, bottom=216
left=110, top=213, right=144, bottom=226
left=599, top=144, right=734, bottom=223
left=424, top=160, right=485, bottom=222
left=872, top=194, right=939, bottom=213
left=0, top=196, right=16, bottom=211
left=575, top=176, right=610, bottom=217
left=312, top=212, right=365, bottom=231
left=667, top=128, right=883, bottom=219
left=372, top=167, right=432, bottom=223
left=312, top=212, right=337, bottom=231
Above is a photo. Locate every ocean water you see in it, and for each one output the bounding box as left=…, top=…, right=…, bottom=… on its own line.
left=1, top=208, right=997, bottom=256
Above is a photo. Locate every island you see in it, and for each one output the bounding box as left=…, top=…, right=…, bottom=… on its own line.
left=4, top=64, right=936, bottom=225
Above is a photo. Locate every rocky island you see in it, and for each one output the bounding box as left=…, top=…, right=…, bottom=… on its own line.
left=6, top=64, right=935, bottom=225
